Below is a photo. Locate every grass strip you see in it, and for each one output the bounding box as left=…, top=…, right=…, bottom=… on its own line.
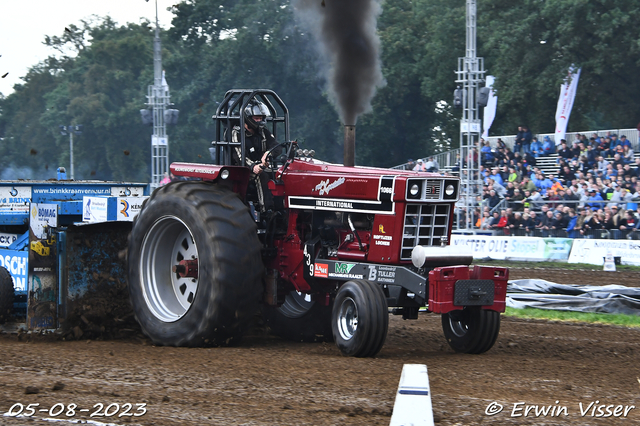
left=504, top=307, right=640, bottom=328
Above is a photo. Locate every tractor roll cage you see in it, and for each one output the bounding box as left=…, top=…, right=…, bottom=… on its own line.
left=212, top=89, right=290, bottom=167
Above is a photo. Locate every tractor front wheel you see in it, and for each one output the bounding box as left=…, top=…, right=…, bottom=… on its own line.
left=332, top=280, right=388, bottom=357
left=0, top=266, right=14, bottom=324
left=127, top=182, right=263, bottom=346
left=441, top=307, right=500, bottom=354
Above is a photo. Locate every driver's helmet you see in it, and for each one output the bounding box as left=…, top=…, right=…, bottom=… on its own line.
left=243, top=99, right=270, bottom=131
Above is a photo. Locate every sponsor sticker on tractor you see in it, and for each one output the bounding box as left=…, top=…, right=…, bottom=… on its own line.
left=328, top=262, right=364, bottom=280
left=314, top=263, right=328, bottom=278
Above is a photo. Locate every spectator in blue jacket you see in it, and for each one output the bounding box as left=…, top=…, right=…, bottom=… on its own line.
left=566, top=212, right=578, bottom=237
left=531, top=171, right=553, bottom=195
left=481, top=141, right=495, bottom=166
left=530, top=137, right=543, bottom=158
left=586, top=188, right=604, bottom=209
left=619, top=135, right=631, bottom=149
left=542, top=136, right=556, bottom=155
left=610, top=134, right=621, bottom=151
left=490, top=168, right=504, bottom=186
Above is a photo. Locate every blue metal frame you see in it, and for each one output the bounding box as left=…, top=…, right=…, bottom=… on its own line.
left=0, top=181, right=150, bottom=320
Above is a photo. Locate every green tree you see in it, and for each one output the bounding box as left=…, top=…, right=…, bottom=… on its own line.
left=1, top=18, right=160, bottom=181
left=479, top=0, right=640, bottom=135
left=41, top=18, right=157, bottom=181
left=0, top=60, right=60, bottom=178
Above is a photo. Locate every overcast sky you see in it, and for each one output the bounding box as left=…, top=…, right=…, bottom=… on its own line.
left=0, top=0, right=175, bottom=96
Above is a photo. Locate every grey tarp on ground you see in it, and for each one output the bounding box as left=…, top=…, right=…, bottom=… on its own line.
left=506, top=279, right=640, bottom=315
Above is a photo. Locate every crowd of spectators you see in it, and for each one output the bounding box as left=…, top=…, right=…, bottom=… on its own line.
left=470, top=203, right=640, bottom=239
left=462, top=131, right=640, bottom=239
left=402, top=128, right=640, bottom=239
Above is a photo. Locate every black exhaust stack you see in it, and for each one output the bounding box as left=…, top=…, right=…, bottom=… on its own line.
left=343, top=125, right=355, bottom=167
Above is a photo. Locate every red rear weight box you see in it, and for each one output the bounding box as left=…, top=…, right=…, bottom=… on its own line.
left=428, top=265, right=508, bottom=314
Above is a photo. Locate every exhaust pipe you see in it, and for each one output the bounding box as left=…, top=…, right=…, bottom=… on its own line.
left=343, top=125, right=355, bottom=167
left=411, top=245, right=473, bottom=268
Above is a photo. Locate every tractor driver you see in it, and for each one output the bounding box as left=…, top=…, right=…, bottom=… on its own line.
left=231, top=99, right=279, bottom=214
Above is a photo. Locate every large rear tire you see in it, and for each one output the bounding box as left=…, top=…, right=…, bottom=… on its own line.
left=332, top=280, right=388, bottom=357
left=127, top=182, right=263, bottom=346
left=441, top=307, right=500, bottom=354
left=0, top=267, right=14, bottom=324
left=263, top=291, right=333, bottom=342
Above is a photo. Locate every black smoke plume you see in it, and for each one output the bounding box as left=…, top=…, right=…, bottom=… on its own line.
left=293, top=0, right=385, bottom=125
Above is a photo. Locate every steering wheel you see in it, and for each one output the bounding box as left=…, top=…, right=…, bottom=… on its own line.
left=263, top=141, right=291, bottom=172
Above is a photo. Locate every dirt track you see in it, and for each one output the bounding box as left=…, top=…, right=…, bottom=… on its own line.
left=1, top=267, right=640, bottom=425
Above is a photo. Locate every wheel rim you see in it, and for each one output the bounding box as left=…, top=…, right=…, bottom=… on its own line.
left=279, top=291, right=314, bottom=318
left=337, top=297, right=358, bottom=341
left=447, top=310, right=470, bottom=338
left=139, top=216, right=199, bottom=322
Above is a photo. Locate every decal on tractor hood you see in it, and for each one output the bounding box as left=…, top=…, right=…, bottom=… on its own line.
left=313, top=177, right=345, bottom=196
left=378, top=176, right=396, bottom=201
left=288, top=196, right=395, bottom=215
left=373, top=234, right=393, bottom=246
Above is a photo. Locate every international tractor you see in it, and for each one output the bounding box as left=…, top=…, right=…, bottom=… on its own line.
left=127, top=89, right=508, bottom=357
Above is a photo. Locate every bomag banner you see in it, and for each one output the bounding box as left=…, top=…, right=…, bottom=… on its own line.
left=27, top=203, right=58, bottom=329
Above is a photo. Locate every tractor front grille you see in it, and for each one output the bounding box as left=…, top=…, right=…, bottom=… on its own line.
left=424, top=180, right=442, bottom=199
left=401, top=203, right=450, bottom=260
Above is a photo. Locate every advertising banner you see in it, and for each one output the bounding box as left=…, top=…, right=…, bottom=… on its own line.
left=554, top=66, right=581, bottom=144
left=482, top=75, right=497, bottom=139
left=0, top=233, right=19, bottom=248
left=568, top=239, right=640, bottom=266
left=0, top=186, right=31, bottom=215
left=83, top=196, right=109, bottom=223
left=0, top=248, right=28, bottom=292
left=28, top=203, right=58, bottom=329
left=450, top=235, right=573, bottom=261
left=30, top=203, right=58, bottom=238
left=117, top=197, right=148, bottom=222
left=543, top=238, right=574, bottom=260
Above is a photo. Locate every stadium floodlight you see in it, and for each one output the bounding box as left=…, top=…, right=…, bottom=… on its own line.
left=59, top=124, right=83, bottom=179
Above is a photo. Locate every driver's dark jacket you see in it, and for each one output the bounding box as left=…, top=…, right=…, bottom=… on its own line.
left=231, top=126, right=279, bottom=169
left=230, top=126, right=279, bottom=213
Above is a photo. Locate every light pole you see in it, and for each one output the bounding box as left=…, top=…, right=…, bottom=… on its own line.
left=141, top=0, right=178, bottom=189
left=59, top=125, right=83, bottom=179
left=454, top=0, right=486, bottom=230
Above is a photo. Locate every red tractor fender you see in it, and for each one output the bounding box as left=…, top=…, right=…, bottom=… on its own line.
left=170, top=163, right=251, bottom=197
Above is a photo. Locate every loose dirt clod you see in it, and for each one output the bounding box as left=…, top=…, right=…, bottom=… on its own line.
left=25, top=386, right=40, bottom=394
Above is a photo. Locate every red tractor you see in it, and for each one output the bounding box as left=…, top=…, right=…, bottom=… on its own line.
left=127, top=89, right=507, bottom=357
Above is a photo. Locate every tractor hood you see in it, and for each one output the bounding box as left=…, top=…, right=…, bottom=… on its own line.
left=273, top=159, right=460, bottom=213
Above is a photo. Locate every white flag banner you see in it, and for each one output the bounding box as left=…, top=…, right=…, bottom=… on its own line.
left=554, top=67, right=581, bottom=144
left=482, top=75, right=497, bottom=139
left=161, top=70, right=169, bottom=91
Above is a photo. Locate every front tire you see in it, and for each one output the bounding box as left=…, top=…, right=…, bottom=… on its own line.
left=441, top=307, right=500, bottom=354
left=127, top=182, right=263, bottom=346
left=263, top=291, right=333, bottom=342
left=0, top=267, right=14, bottom=324
left=332, top=280, right=388, bottom=357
